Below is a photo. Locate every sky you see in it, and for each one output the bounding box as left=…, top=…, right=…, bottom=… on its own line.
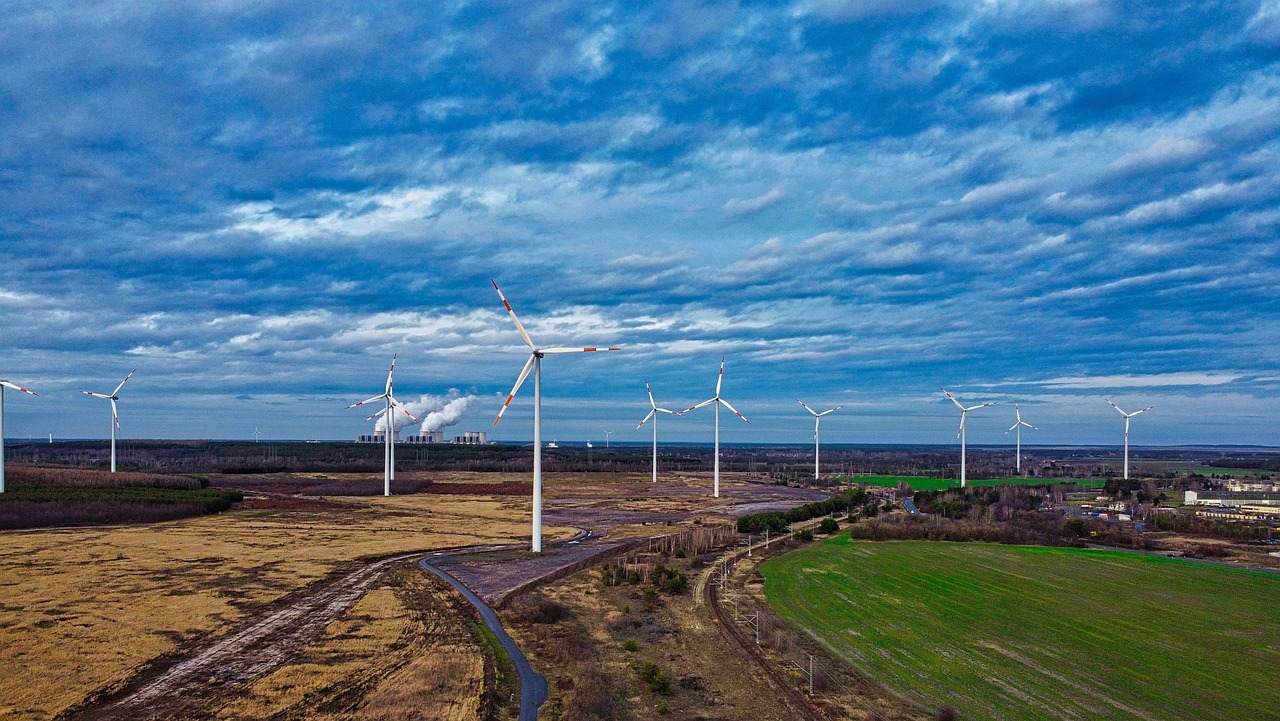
left=1, top=0, right=1278, bottom=447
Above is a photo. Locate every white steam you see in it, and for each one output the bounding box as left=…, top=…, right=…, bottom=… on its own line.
left=374, top=391, right=477, bottom=434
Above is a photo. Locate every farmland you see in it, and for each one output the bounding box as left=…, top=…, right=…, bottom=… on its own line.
left=761, top=538, right=1280, bottom=721
left=844, top=474, right=1107, bottom=491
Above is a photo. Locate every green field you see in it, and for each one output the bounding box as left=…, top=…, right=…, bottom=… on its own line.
left=761, top=538, right=1280, bottom=720
left=841, top=474, right=1106, bottom=491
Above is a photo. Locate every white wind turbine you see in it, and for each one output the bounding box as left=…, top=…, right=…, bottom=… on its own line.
left=603, top=429, right=613, bottom=448
left=1, top=379, right=39, bottom=493
left=491, top=279, right=619, bottom=553
left=1106, top=398, right=1152, bottom=480
left=346, top=354, right=419, bottom=496
left=637, top=381, right=683, bottom=484
left=1004, top=403, right=1037, bottom=475
left=81, top=370, right=136, bottom=473
left=798, top=400, right=842, bottom=480
left=686, top=358, right=749, bottom=498
left=942, top=388, right=996, bottom=488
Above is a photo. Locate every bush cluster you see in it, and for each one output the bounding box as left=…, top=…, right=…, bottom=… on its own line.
left=639, top=661, right=672, bottom=695
left=599, top=562, right=687, bottom=595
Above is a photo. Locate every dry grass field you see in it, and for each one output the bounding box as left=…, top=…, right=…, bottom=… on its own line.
left=0, top=481, right=558, bottom=721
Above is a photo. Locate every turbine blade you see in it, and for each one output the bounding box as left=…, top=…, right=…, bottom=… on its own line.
left=686, top=398, right=717, bottom=412
left=492, top=279, right=536, bottom=350
left=637, top=409, right=656, bottom=429
left=1105, top=398, right=1127, bottom=416
left=654, top=407, right=679, bottom=414
left=942, top=388, right=965, bottom=410
left=1024, top=422, right=1039, bottom=430
left=82, top=391, right=111, bottom=399
left=366, top=407, right=389, bottom=422
left=346, top=393, right=388, bottom=409
left=958, top=412, right=966, bottom=435
left=1006, top=422, right=1019, bottom=434
left=540, top=346, right=620, bottom=354
left=817, top=406, right=842, bottom=416
left=1131, top=406, right=1152, bottom=416
left=385, top=353, right=396, bottom=394
left=646, top=380, right=657, bottom=410
left=965, top=402, right=996, bottom=411
left=719, top=398, right=749, bottom=424
left=0, top=381, right=37, bottom=395
left=111, top=399, right=120, bottom=429
left=391, top=400, right=420, bottom=424
left=798, top=400, right=819, bottom=417
left=494, top=353, right=537, bottom=426
left=112, top=369, right=137, bottom=397
left=716, top=357, right=724, bottom=397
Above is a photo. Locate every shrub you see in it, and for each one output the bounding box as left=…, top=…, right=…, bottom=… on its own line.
left=622, top=639, right=637, bottom=652
left=796, top=529, right=814, bottom=542
left=817, top=517, right=840, bottom=534
left=640, top=662, right=673, bottom=695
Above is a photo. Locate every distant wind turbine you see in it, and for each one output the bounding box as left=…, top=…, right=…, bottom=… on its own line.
left=254, top=427, right=261, bottom=443
left=603, top=429, right=613, bottom=448
left=1004, top=403, right=1037, bottom=475
left=637, top=381, right=683, bottom=484
left=491, top=279, right=619, bottom=553
left=798, top=400, right=842, bottom=480
left=346, top=354, right=419, bottom=496
left=1106, top=398, right=1152, bottom=480
left=686, top=358, right=749, bottom=498
left=941, top=388, right=996, bottom=488
left=81, top=370, right=136, bottom=473
left=1, top=380, right=38, bottom=493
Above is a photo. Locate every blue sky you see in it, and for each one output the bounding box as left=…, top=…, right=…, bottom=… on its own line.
left=2, top=0, right=1278, bottom=447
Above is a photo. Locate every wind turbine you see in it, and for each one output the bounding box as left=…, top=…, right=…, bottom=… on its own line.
left=798, top=400, right=843, bottom=480
left=1, top=380, right=38, bottom=493
left=491, top=279, right=619, bottom=553
left=1004, top=403, right=1037, bottom=475
left=686, top=358, right=749, bottom=498
left=346, top=354, right=419, bottom=496
left=941, top=388, right=996, bottom=488
left=81, top=370, right=136, bottom=473
left=603, top=429, right=613, bottom=448
left=1106, top=398, right=1152, bottom=480
left=253, top=427, right=261, bottom=443
left=637, top=381, right=683, bottom=484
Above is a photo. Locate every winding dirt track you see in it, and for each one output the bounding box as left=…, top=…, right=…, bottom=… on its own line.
left=71, top=552, right=424, bottom=720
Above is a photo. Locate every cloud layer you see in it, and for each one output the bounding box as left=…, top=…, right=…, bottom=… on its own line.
left=2, top=1, right=1278, bottom=445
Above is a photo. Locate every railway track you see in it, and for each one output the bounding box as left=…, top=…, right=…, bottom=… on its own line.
left=702, top=547, right=829, bottom=721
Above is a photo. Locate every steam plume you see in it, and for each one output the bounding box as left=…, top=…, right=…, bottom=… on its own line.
left=374, top=391, right=477, bottom=433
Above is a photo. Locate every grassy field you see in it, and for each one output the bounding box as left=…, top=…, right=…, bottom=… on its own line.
left=843, top=474, right=1106, bottom=491
left=761, top=538, right=1280, bottom=721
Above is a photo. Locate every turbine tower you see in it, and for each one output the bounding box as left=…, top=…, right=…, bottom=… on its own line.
left=941, top=388, right=995, bottom=489
left=637, top=381, right=682, bottom=484
left=346, top=354, right=419, bottom=496
left=798, top=400, right=842, bottom=480
left=686, top=358, right=749, bottom=498
left=491, top=279, right=619, bottom=553
left=0, top=380, right=38, bottom=493
left=81, top=370, right=136, bottom=473
left=1004, top=403, right=1037, bottom=475
left=1106, top=398, right=1152, bottom=480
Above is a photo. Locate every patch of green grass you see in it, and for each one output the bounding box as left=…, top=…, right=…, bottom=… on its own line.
left=842, top=475, right=1105, bottom=491
left=762, top=537, right=1280, bottom=721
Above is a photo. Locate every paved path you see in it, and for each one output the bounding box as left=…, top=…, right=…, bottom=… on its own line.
left=419, top=557, right=548, bottom=721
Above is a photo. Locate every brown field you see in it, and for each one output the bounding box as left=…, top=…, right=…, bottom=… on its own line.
left=0, top=483, right=547, bottom=720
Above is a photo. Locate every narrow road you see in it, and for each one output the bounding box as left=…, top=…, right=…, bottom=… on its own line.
left=419, top=557, right=548, bottom=721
